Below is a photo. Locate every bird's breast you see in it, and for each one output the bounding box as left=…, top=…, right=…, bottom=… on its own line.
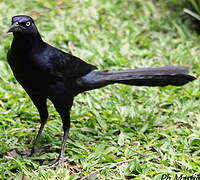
left=8, top=54, right=51, bottom=91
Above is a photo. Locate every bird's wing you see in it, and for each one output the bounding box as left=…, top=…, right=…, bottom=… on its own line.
left=46, top=44, right=97, bottom=79
left=61, top=52, right=97, bottom=78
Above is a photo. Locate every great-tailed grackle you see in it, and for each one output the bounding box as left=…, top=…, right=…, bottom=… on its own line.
left=7, top=15, right=196, bottom=167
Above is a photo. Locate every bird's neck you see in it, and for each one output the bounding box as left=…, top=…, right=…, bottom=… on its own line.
left=11, top=32, right=44, bottom=52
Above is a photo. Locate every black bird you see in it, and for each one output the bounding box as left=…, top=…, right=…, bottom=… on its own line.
left=7, top=15, right=196, bottom=167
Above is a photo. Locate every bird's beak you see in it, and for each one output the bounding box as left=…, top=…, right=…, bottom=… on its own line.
left=7, top=22, right=20, bottom=33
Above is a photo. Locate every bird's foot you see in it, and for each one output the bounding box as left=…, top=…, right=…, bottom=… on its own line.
left=16, top=147, right=41, bottom=157
left=47, top=156, right=68, bottom=168
left=18, top=150, right=33, bottom=157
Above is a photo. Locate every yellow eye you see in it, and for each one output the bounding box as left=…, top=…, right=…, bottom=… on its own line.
left=26, top=21, right=31, bottom=27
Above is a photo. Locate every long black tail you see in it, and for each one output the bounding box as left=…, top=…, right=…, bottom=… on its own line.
left=76, top=66, right=196, bottom=92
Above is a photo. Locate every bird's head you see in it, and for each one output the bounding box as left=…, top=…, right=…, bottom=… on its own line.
left=7, top=15, right=38, bottom=36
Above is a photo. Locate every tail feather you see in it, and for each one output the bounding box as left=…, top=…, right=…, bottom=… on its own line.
left=76, top=66, right=196, bottom=92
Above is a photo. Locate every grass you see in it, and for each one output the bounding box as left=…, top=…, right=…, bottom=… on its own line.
left=0, top=0, right=199, bottom=179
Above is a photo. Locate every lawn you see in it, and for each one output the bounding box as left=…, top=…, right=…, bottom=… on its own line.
left=0, top=0, right=199, bottom=179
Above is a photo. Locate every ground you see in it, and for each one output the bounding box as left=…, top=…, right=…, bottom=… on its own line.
left=0, top=0, right=199, bottom=179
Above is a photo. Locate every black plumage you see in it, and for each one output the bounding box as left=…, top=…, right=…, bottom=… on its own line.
left=7, top=15, right=196, bottom=167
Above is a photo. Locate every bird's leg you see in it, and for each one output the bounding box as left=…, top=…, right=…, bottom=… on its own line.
left=30, top=98, right=48, bottom=156
left=58, top=128, right=69, bottom=161
left=19, top=97, right=48, bottom=157
left=29, top=120, right=46, bottom=156
left=48, top=109, right=70, bottom=168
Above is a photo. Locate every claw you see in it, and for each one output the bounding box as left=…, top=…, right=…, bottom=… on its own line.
left=47, top=157, right=68, bottom=168
left=16, top=147, right=42, bottom=157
